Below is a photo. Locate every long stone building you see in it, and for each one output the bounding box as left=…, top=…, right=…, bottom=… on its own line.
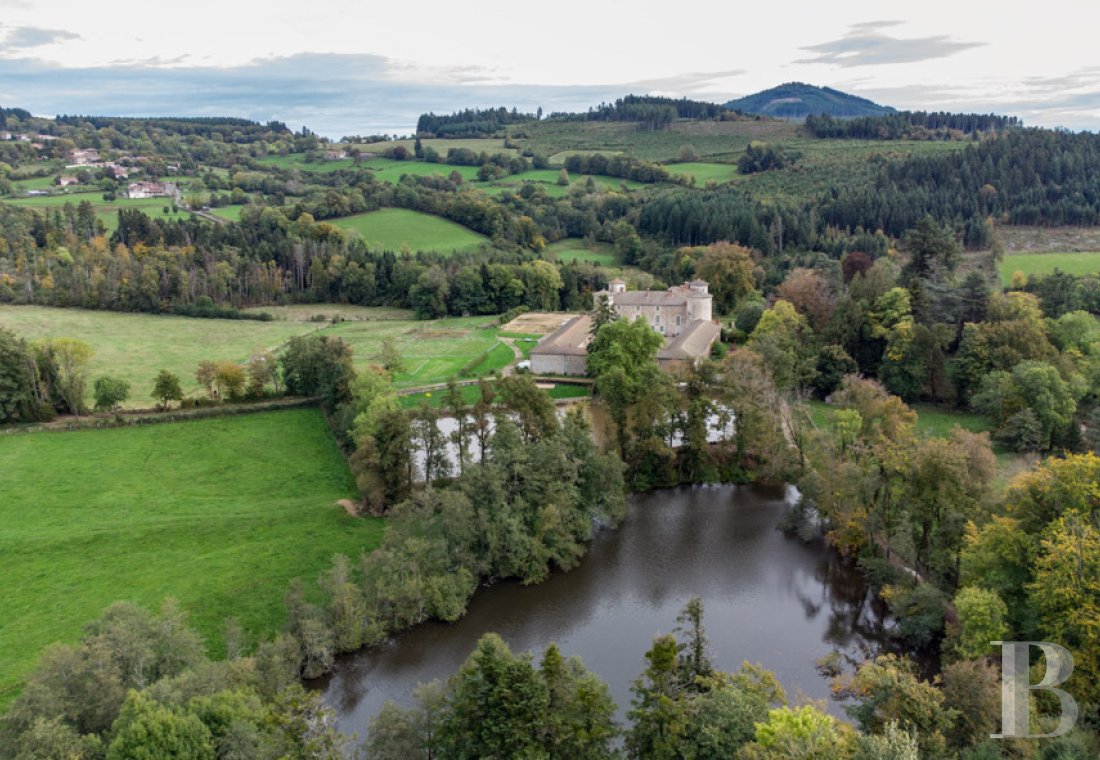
left=530, top=279, right=721, bottom=375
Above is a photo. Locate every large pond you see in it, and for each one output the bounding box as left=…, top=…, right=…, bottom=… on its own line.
left=315, top=483, right=896, bottom=737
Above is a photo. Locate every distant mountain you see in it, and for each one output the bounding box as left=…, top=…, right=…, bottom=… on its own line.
left=725, top=83, right=895, bottom=120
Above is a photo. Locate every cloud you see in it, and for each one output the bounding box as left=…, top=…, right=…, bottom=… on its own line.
left=0, top=25, right=81, bottom=51
left=0, top=54, right=629, bottom=137
left=627, top=69, right=746, bottom=94
left=847, top=20, right=905, bottom=32
left=798, top=22, right=985, bottom=67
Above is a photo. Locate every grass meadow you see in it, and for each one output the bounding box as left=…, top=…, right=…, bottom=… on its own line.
left=331, top=208, right=487, bottom=253
left=0, top=305, right=319, bottom=407
left=998, top=252, right=1100, bottom=284
left=2, top=194, right=193, bottom=232
left=543, top=238, right=619, bottom=267
left=0, top=408, right=383, bottom=707
left=0, top=305, right=521, bottom=403
left=663, top=162, right=738, bottom=184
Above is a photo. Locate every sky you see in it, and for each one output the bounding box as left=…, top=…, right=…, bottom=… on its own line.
left=0, top=0, right=1098, bottom=136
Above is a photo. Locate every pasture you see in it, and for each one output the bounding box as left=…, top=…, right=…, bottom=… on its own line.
left=321, top=314, right=511, bottom=387
left=255, top=153, right=356, bottom=173
left=0, top=305, right=321, bottom=407
left=0, top=408, right=383, bottom=706
left=663, top=162, right=737, bottom=184
left=544, top=238, right=619, bottom=266
left=209, top=204, right=247, bottom=221
left=998, top=252, right=1100, bottom=284
left=363, top=157, right=481, bottom=183
left=2, top=193, right=192, bottom=232
left=331, top=208, right=487, bottom=253
left=356, top=137, right=517, bottom=156
left=0, top=305, right=520, bottom=403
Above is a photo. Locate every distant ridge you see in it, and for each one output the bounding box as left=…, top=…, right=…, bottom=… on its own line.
left=725, top=82, right=895, bottom=120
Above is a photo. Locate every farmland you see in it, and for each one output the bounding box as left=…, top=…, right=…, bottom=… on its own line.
left=0, top=305, right=520, bottom=405
left=663, top=162, right=737, bottom=184
left=320, top=313, right=512, bottom=388
left=2, top=193, right=192, bottom=231
left=0, top=408, right=383, bottom=706
left=543, top=238, right=619, bottom=266
left=363, top=157, right=482, bottom=183
left=998, top=252, right=1100, bottom=284
left=331, top=208, right=487, bottom=252
left=0, top=305, right=319, bottom=406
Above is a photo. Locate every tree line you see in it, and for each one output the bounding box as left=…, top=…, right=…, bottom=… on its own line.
left=805, top=111, right=1021, bottom=140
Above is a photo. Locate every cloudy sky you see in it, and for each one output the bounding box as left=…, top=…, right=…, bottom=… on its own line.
left=0, top=0, right=1097, bottom=136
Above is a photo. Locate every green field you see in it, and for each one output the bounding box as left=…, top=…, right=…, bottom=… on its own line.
left=0, top=305, right=522, bottom=404
left=255, top=154, right=356, bottom=173
left=544, top=238, right=619, bottom=266
left=0, top=305, right=322, bottom=407
left=331, top=208, right=487, bottom=253
left=209, top=204, right=247, bottom=221
left=363, top=158, right=482, bottom=184
left=807, top=400, right=993, bottom=438
left=356, top=138, right=516, bottom=156
left=999, top=252, right=1100, bottom=284
left=3, top=194, right=192, bottom=232
left=482, top=168, right=646, bottom=198
left=321, top=314, right=510, bottom=387
left=663, top=162, right=737, bottom=184
left=0, top=408, right=383, bottom=706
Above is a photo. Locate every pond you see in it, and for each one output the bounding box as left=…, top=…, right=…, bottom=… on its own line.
left=314, top=483, right=896, bottom=737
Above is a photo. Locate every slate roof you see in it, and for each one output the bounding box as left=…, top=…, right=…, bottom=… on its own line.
left=530, top=315, right=593, bottom=357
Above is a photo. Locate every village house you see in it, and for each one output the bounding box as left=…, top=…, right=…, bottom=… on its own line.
left=126, top=181, right=177, bottom=199
left=0, top=131, right=10, bottom=141
left=323, top=149, right=347, bottom=160
left=530, top=279, right=721, bottom=375
left=103, top=162, right=130, bottom=179
left=57, top=175, right=79, bottom=187
left=67, top=148, right=100, bottom=166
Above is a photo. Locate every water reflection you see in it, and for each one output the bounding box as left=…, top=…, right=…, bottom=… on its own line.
left=314, top=483, right=898, bottom=736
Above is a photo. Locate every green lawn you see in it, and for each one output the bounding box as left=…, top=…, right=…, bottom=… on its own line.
left=322, top=315, right=508, bottom=387
left=544, top=238, right=619, bottom=267
left=0, top=305, right=321, bottom=407
left=807, top=400, right=993, bottom=438
left=331, top=208, right=487, bottom=253
left=0, top=409, right=383, bottom=706
left=998, top=252, right=1100, bottom=284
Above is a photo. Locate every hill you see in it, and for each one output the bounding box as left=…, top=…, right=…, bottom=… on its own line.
left=726, top=82, right=895, bottom=120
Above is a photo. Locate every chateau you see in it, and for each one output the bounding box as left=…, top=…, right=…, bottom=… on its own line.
left=530, top=279, right=720, bottom=375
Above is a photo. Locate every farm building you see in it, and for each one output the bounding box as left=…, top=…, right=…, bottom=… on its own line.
left=530, top=280, right=720, bottom=375
left=57, top=176, right=79, bottom=187
left=126, top=181, right=178, bottom=199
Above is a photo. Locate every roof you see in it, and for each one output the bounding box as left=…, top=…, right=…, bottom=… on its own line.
left=597, top=281, right=711, bottom=307
left=609, top=278, right=625, bottom=285
left=530, top=315, right=593, bottom=357
left=658, top=320, right=721, bottom=360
